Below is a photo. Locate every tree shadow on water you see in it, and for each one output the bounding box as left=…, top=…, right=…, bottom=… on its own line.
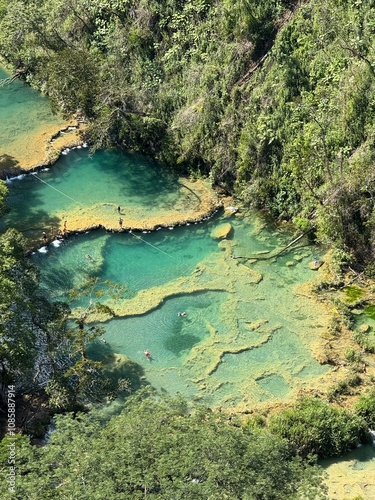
left=87, top=340, right=145, bottom=395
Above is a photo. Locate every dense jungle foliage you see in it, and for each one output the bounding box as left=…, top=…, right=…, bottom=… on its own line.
left=0, top=393, right=340, bottom=499
left=0, top=0, right=374, bottom=272
left=1, top=1, right=375, bottom=496
left=1, top=390, right=375, bottom=499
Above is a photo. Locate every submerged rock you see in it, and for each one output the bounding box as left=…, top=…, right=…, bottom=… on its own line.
left=359, top=324, right=371, bottom=333
left=308, top=260, right=324, bottom=270
left=210, top=223, right=232, bottom=240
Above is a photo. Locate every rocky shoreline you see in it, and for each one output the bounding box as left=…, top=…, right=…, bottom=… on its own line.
left=0, top=120, right=86, bottom=180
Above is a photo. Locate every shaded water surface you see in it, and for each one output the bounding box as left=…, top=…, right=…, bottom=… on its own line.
left=2, top=147, right=214, bottom=238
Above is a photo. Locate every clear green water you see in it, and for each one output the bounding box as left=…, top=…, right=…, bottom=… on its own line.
left=31, top=222, right=220, bottom=299
left=1, top=68, right=329, bottom=408
left=2, top=147, right=202, bottom=238
left=0, top=66, right=66, bottom=169
left=27, top=193, right=328, bottom=407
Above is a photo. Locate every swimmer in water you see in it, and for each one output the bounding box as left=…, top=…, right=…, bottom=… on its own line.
left=85, top=254, right=94, bottom=261
left=144, top=350, right=151, bottom=360
left=178, top=311, right=187, bottom=317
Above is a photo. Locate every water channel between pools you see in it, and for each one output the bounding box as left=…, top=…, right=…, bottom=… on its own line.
left=3, top=62, right=375, bottom=498
left=2, top=145, right=332, bottom=409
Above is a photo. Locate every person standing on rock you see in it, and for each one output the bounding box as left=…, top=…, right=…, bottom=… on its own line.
left=119, top=217, right=123, bottom=228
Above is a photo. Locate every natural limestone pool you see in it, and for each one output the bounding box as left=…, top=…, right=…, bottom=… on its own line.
left=0, top=66, right=80, bottom=172
left=2, top=148, right=219, bottom=244
left=1, top=65, right=332, bottom=409
left=10, top=149, right=332, bottom=409
left=2, top=54, right=374, bottom=499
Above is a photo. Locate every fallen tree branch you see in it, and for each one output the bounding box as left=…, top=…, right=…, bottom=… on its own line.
left=233, top=228, right=315, bottom=261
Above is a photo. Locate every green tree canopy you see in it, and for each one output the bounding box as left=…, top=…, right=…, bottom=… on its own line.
left=268, top=396, right=369, bottom=458
left=0, top=394, right=327, bottom=499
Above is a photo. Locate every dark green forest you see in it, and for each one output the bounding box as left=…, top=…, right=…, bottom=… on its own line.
left=1, top=0, right=375, bottom=497
left=1, top=390, right=375, bottom=499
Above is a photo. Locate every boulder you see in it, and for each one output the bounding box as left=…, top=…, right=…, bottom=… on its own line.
left=308, top=260, right=324, bottom=270
left=359, top=324, right=370, bottom=333
left=224, top=206, right=239, bottom=215
left=210, top=223, right=232, bottom=240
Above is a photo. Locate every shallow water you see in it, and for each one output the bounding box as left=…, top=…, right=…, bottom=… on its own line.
left=322, top=442, right=375, bottom=500
left=0, top=66, right=67, bottom=169
left=1, top=68, right=331, bottom=408
left=28, top=194, right=329, bottom=408
left=2, top=147, right=215, bottom=239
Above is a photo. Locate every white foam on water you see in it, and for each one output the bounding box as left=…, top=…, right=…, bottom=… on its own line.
left=6, top=173, right=26, bottom=182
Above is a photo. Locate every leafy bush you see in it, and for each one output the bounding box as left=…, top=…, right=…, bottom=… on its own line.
left=0, top=394, right=327, bottom=499
left=268, top=396, right=368, bottom=458
left=344, top=348, right=363, bottom=364
left=327, top=374, right=362, bottom=402
left=355, top=389, right=375, bottom=429
left=354, top=330, right=375, bottom=353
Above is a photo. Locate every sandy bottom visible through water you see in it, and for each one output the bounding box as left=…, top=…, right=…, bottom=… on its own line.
left=0, top=122, right=85, bottom=173
left=2, top=73, right=375, bottom=499
left=323, top=443, right=375, bottom=500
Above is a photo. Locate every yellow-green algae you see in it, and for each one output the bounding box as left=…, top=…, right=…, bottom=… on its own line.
left=54, top=177, right=221, bottom=236
left=71, top=222, right=333, bottom=409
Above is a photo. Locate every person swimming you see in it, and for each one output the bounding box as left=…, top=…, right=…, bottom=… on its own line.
left=178, top=311, right=187, bottom=317
left=144, top=350, right=151, bottom=360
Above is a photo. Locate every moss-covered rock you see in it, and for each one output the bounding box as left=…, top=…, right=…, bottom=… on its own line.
left=210, top=223, right=232, bottom=240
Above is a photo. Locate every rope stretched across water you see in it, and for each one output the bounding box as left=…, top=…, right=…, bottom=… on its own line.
left=31, top=172, right=187, bottom=264
left=129, top=230, right=180, bottom=261
left=32, top=173, right=81, bottom=205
